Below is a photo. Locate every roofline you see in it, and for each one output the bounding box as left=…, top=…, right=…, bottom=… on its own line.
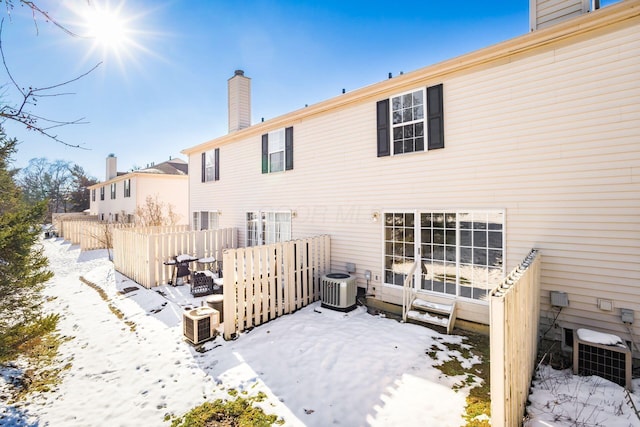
left=87, top=171, right=188, bottom=190
left=182, top=0, right=640, bottom=155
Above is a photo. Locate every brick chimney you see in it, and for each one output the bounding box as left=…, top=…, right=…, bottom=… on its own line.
left=530, top=0, right=599, bottom=31
left=106, top=153, right=117, bottom=181
left=228, top=70, right=251, bottom=133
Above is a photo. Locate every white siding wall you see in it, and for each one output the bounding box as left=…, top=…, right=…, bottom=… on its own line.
left=189, top=18, right=640, bottom=337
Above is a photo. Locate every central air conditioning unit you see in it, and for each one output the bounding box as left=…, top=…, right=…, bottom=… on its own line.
left=572, top=328, right=632, bottom=390
left=321, top=273, right=356, bottom=312
left=183, top=306, right=220, bottom=345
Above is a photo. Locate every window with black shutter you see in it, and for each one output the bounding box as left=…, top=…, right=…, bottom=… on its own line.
left=262, top=127, right=294, bottom=173
left=202, top=149, right=219, bottom=182
left=376, top=84, right=444, bottom=156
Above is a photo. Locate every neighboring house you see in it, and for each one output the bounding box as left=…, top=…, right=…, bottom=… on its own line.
left=183, top=0, right=640, bottom=355
left=88, top=154, right=189, bottom=224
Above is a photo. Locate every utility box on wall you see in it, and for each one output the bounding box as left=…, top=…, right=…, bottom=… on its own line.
left=550, top=291, right=569, bottom=308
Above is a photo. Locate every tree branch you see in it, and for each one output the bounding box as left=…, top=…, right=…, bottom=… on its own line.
left=0, top=13, right=101, bottom=148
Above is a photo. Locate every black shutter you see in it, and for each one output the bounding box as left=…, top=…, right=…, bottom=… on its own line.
left=427, top=84, right=444, bottom=150
left=261, top=134, right=269, bottom=173
left=214, top=148, right=220, bottom=181
left=285, top=126, right=294, bottom=170
left=201, top=152, right=206, bottom=182
left=376, top=99, right=390, bottom=157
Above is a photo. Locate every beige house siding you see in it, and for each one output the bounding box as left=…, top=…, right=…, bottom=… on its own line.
left=531, top=0, right=591, bottom=30
left=187, top=6, right=639, bottom=340
left=89, top=174, right=189, bottom=225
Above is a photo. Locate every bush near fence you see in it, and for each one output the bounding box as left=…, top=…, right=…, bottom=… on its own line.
left=490, top=249, right=541, bottom=427
left=222, top=235, right=331, bottom=340
left=112, top=227, right=238, bottom=289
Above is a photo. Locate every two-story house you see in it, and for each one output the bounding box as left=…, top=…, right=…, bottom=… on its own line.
left=182, top=0, right=640, bottom=354
left=88, top=154, right=189, bottom=224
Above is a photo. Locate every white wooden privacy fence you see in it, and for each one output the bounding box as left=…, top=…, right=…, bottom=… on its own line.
left=490, top=249, right=541, bottom=427
left=113, top=227, right=238, bottom=289
left=222, top=235, right=331, bottom=340
left=62, top=221, right=137, bottom=250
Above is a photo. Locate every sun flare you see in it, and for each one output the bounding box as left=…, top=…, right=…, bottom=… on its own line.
left=85, top=7, right=127, bottom=49
left=65, top=1, right=156, bottom=73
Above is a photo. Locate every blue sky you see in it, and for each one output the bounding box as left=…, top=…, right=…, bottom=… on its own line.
left=3, top=0, right=536, bottom=179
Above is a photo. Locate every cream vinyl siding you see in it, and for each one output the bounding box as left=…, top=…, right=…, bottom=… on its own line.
left=188, top=14, right=639, bottom=334
left=89, top=175, right=188, bottom=225
left=531, top=0, right=590, bottom=30
left=135, top=175, right=189, bottom=225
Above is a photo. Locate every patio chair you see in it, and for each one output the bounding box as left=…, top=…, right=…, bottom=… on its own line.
left=191, top=271, right=214, bottom=297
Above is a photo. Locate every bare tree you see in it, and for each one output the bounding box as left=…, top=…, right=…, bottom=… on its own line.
left=0, top=1, right=100, bottom=147
left=134, top=195, right=179, bottom=227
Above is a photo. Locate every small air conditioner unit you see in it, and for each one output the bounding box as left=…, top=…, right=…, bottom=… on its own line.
left=321, top=273, right=356, bottom=312
left=572, top=328, right=632, bottom=390
left=183, top=306, right=219, bottom=345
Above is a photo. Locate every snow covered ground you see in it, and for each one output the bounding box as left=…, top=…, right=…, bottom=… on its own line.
left=0, top=237, right=638, bottom=426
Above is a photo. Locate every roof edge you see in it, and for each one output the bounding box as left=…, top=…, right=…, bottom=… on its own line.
left=182, top=0, right=640, bottom=155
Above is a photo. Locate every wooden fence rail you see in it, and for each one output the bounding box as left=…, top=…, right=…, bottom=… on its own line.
left=112, top=227, right=238, bottom=288
left=223, top=235, right=331, bottom=340
left=490, top=249, right=541, bottom=427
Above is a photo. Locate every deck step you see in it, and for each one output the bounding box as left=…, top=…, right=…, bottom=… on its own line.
left=408, top=298, right=456, bottom=334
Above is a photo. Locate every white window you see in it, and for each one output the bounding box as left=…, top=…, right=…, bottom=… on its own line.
left=262, top=127, right=293, bottom=173
left=124, top=179, right=131, bottom=197
left=268, top=129, right=285, bottom=173
left=192, top=211, right=220, bottom=230
left=110, top=183, right=116, bottom=199
left=204, top=150, right=216, bottom=182
left=384, top=210, right=504, bottom=301
left=246, top=211, right=292, bottom=246
left=391, top=89, right=425, bottom=155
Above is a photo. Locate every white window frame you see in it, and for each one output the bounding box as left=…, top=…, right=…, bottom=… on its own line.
left=204, top=149, right=217, bottom=182
left=268, top=129, right=285, bottom=173
left=246, top=210, right=292, bottom=246
left=192, top=210, right=220, bottom=231
left=382, top=209, right=505, bottom=302
left=110, top=183, right=116, bottom=199
left=390, top=88, right=425, bottom=155
left=124, top=179, right=131, bottom=198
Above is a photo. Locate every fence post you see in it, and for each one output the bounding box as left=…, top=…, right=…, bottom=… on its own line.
left=223, top=249, right=237, bottom=340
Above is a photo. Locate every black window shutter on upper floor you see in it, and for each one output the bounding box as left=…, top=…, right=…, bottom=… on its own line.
left=214, top=148, right=220, bottom=181
left=376, top=99, right=390, bottom=157
left=285, top=126, right=294, bottom=170
left=261, top=134, right=269, bottom=173
left=427, top=84, right=444, bottom=150
left=201, top=152, right=206, bottom=182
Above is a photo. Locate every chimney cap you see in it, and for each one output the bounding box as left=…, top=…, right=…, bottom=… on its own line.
left=234, top=69, right=244, bottom=76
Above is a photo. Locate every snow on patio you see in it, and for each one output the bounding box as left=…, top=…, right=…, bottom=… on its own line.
left=3, top=238, right=638, bottom=426
left=0, top=238, right=478, bottom=426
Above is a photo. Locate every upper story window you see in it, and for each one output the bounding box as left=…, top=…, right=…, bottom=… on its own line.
left=110, top=183, right=116, bottom=199
left=392, top=90, right=424, bottom=154
left=100, top=187, right=105, bottom=201
left=262, top=127, right=293, bottom=173
left=377, top=84, right=444, bottom=157
left=201, top=148, right=219, bottom=182
left=91, top=189, right=96, bottom=202
left=124, top=179, right=131, bottom=197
